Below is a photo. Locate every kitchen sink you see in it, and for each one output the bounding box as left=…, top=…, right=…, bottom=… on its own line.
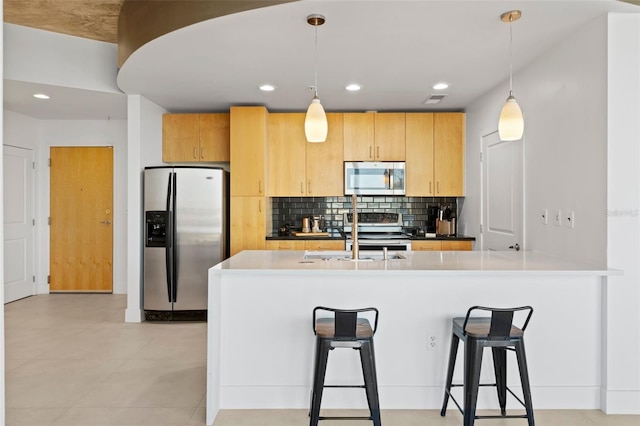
left=302, top=250, right=406, bottom=261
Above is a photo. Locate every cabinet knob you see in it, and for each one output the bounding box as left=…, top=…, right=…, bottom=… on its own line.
left=193, top=147, right=197, bottom=159
left=201, top=147, right=205, bottom=159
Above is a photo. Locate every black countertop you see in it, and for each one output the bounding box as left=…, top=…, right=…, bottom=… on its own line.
left=266, top=232, right=475, bottom=241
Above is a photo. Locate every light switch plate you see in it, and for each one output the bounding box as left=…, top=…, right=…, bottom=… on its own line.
left=540, top=209, right=548, bottom=225
left=553, top=209, right=562, bottom=226
left=566, top=211, right=575, bottom=228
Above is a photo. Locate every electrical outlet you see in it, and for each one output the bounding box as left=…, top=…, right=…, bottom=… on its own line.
left=540, top=209, right=548, bottom=225
left=427, top=335, right=437, bottom=351
left=553, top=209, right=562, bottom=226
left=566, top=211, right=575, bottom=228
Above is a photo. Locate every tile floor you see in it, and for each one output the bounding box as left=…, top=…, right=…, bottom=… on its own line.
left=5, top=294, right=640, bottom=426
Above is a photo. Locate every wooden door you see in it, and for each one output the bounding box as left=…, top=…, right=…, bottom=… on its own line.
left=162, top=114, right=199, bottom=162
left=50, top=147, right=113, bottom=292
left=374, top=113, right=405, bottom=160
left=4, top=145, right=35, bottom=302
left=306, top=113, right=344, bottom=196
left=199, top=113, right=230, bottom=162
left=230, top=106, right=267, bottom=196
left=481, top=131, right=523, bottom=251
left=405, top=113, right=434, bottom=196
left=268, top=113, right=307, bottom=196
left=434, top=113, right=465, bottom=196
left=343, top=113, right=375, bottom=161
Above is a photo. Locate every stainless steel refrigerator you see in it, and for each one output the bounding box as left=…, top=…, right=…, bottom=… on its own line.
left=143, top=166, right=229, bottom=320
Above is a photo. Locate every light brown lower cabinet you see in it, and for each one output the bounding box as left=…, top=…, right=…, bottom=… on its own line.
left=265, top=240, right=345, bottom=251
left=412, top=240, right=473, bottom=251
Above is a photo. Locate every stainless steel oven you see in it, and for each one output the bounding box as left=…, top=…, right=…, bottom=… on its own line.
left=343, top=212, right=412, bottom=251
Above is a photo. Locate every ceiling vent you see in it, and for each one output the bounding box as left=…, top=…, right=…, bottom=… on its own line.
left=423, top=94, right=448, bottom=104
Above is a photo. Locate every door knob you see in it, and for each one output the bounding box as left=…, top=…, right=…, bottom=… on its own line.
left=509, top=243, right=520, bottom=251
left=101, top=219, right=112, bottom=225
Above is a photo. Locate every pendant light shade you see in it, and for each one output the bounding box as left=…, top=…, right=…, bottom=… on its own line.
left=305, top=96, right=328, bottom=142
left=305, top=14, right=327, bottom=143
left=499, top=93, right=524, bottom=141
left=498, top=10, right=524, bottom=141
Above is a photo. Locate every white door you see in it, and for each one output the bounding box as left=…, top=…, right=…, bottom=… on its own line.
left=481, top=131, right=524, bottom=251
left=3, top=145, right=35, bottom=302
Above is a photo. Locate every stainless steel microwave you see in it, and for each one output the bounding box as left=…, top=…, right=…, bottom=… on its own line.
left=344, top=162, right=405, bottom=195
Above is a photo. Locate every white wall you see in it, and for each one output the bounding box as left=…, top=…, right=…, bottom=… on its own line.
left=4, top=23, right=120, bottom=93
left=125, top=95, right=166, bottom=322
left=463, top=15, right=609, bottom=265
left=603, top=13, right=640, bottom=414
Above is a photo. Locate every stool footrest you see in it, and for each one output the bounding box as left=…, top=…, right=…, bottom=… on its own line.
left=324, top=384, right=365, bottom=389
left=319, top=416, right=373, bottom=421
left=443, top=384, right=528, bottom=416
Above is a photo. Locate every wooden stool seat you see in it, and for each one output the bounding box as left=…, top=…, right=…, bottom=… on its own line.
left=315, top=317, right=374, bottom=338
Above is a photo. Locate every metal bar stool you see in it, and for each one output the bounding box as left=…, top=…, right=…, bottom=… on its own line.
left=309, top=306, right=381, bottom=426
left=440, top=306, right=535, bottom=426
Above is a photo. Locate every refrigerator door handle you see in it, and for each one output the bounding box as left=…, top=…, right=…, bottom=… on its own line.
left=165, top=173, right=173, bottom=303
left=172, top=172, right=178, bottom=303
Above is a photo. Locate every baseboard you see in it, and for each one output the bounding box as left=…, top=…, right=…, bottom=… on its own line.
left=217, top=385, right=604, bottom=410
left=125, top=307, right=143, bottom=323
left=601, top=388, right=640, bottom=414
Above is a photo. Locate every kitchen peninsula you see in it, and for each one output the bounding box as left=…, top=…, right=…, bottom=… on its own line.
left=205, top=250, right=616, bottom=425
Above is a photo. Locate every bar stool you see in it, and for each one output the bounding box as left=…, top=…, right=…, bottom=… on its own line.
left=440, top=306, right=535, bottom=426
left=309, top=306, right=381, bottom=426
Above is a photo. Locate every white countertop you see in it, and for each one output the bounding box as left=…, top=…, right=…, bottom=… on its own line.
left=212, top=250, right=618, bottom=276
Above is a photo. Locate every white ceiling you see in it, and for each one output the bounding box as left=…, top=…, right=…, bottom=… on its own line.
left=5, top=0, right=640, bottom=120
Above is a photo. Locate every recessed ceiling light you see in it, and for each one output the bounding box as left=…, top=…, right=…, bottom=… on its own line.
left=33, top=93, right=50, bottom=99
left=259, top=84, right=276, bottom=92
left=345, top=84, right=362, bottom=92
left=432, top=82, right=449, bottom=90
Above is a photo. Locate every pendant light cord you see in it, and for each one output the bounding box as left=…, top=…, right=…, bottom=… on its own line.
left=314, top=23, right=319, bottom=97
left=509, top=18, right=513, bottom=95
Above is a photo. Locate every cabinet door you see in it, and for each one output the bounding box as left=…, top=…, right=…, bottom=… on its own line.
left=268, top=113, right=307, bottom=196
left=230, top=106, right=267, bottom=196
left=374, top=113, right=405, bottom=160
left=265, top=240, right=306, bottom=250
left=305, top=240, right=345, bottom=251
left=412, top=241, right=442, bottom=251
left=434, top=113, right=465, bottom=196
left=441, top=240, right=472, bottom=251
left=230, top=196, right=266, bottom=256
left=405, top=113, right=434, bottom=196
left=306, top=113, right=344, bottom=196
left=162, top=114, right=199, bottom=162
left=343, top=113, right=375, bottom=161
left=199, top=114, right=230, bottom=162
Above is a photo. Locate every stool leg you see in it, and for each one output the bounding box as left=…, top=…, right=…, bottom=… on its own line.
left=440, top=333, right=460, bottom=416
left=310, top=338, right=331, bottom=426
left=515, top=339, right=535, bottom=426
left=360, top=339, right=382, bottom=426
left=463, top=339, right=484, bottom=426
left=491, top=347, right=507, bottom=416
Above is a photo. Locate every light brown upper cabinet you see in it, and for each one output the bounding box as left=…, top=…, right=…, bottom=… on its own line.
left=162, top=113, right=229, bottom=162
left=406, top=112, right=465, bottom=196
left=343, top=113, right=405, bottom=161
left=268, top=112, right=344, bottom=197
left=230, top=106, right=268, bottom=196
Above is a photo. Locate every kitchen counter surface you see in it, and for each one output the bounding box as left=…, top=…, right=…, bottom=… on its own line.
left=211, top=249, right=615, bottom=276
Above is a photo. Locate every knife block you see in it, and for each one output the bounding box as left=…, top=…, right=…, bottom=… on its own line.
left=436, top=218, right=456, bottom=236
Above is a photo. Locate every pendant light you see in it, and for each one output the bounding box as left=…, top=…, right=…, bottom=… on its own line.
left=305, top=14, right=328, bottom=143
left=498, top=10, right=524, bottom=141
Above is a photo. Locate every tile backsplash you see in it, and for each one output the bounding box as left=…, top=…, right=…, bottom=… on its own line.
left=271, top=196, right=460, bottom=232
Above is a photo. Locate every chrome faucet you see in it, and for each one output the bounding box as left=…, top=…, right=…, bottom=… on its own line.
left=351, top=194, right=359, bottom=260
